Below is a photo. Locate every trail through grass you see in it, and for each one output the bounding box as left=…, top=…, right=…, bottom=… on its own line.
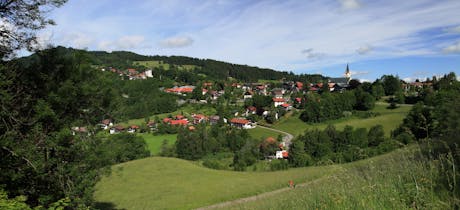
left=94, top=158, right=340, bottom=210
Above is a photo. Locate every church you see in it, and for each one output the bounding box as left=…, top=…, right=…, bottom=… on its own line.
left=328, top=64, right=352, bottom=91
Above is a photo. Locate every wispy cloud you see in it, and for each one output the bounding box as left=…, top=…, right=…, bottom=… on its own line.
left=444, top=25, right=460, bottom=34
left=351, top=70, right=370, bottom=76
left=97, top=35, right=148, bottom=51
left=338, top=0, right=362, bottom=10
left=160, top=36, right=194, bottom=48
left=443, top=41, right=460, bottom=53
left=301, top=48, right=324, bottom=59
left=356, top=45, right=373, bottom=55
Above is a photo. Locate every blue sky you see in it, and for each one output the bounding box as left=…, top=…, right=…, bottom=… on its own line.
left=36, top=0, right=460, bottom=81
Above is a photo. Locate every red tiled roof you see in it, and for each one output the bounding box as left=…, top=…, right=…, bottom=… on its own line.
left=281, top=103, right=291, bottom=108
left=295, top=98, right=302, bottom=103
left=296, top=82, right=303, bottom=88
left=193, top=114, right=207, bottom=119
left=247, top=106, right=257, bottom=111
left=282, top=151, right=289, bottom=158
left=166, top=87, right=194, bottom=93
left=101, top=119, right=111, bottom=125
left=130, top=125, right=140, bottom=129
left=163, top=118, right=171, bottom=123
left=230, top=118, right=250, bottom=125
left=175, top=115, right=185, bottom=120
left=170, top=119, right=188, bottom=126
left=273, top=98, right=285, bottom=102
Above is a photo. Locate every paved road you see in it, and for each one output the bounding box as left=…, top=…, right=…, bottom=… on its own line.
left=256, top=125, right=294, bottom=149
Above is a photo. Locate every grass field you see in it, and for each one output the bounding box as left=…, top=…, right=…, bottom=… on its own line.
left=133, top=60, right=199, bottom=71
left=274, top=104, right=411, bottom=137
left=222, top=145, right=448, bottom=210
left=137, top=133, right=177, bottom=155
left=247, top=127, right=283, bottom=140
left=94, top=157, right=341, bottom=210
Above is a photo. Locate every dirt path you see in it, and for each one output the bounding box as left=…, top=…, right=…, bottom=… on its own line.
left=195, top=175, right=332, bottom=210
left=256, top=125, right=294, bottom=148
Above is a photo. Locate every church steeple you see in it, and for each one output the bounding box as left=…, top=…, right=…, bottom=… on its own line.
left=345, top=63, right=351, bottom=82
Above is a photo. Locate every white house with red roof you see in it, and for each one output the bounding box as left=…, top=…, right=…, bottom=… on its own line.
left=230, top=118, right=254, bottom=129
left=273, top=98, right=285, bottom=107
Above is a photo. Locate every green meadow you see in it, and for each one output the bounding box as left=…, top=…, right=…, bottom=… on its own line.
left=136, top=133, right=177, bottom=155
left=222, top=145, right=449, bottom=210
left=94, top=157, right=341, bottom=210
left=133, top=60, right=199, bottom=71
left=274, top=103, right=412, bottom=137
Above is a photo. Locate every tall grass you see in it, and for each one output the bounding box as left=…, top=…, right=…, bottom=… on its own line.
left=223, top=145, right=455, bottom=209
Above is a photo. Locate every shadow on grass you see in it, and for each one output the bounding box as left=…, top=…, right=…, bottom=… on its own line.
left=94, top=202, right=126, bottom=210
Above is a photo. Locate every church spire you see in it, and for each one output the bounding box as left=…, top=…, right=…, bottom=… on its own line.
left=345, top=63, right=351, bottom=82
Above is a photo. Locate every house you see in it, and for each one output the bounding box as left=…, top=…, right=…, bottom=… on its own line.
left=295, top=97, right=302, bottom=104
left=230, top=118, right=254, bottom=129
left=209, top=115, right=220, bottom=125
left=280, top=103, right=292, bottom=111
left=170, top=119, right=188, bottom=126
left=110, top=125, right=125, bottom=134
left=165, top=86, right=195, bottom=95
left=127, top=125, right=140, bottom=133
left=255, top=85, right=268, bottom=95
left=296, top=82, right=303, bottom=91
left=192, top=114, right=207, bottom=124
left=100, top=119, right=113, bottom=130
left=272, top=88, right=284, bottom=98
left=246, top=106, right=257, bottom=115
left=127, top=68, right=138, bottom=75
left=71, top=126, right=89, bottom=136
left=147, top=121, right=157, bottom=131
left=273, top=98, right=285, bottom=107
left=243, top=90, right=254, bottom=99
left=275, top=150, right=289, bottom=159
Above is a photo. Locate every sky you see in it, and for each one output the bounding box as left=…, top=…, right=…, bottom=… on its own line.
left=35, top=0, right=460, bottom=81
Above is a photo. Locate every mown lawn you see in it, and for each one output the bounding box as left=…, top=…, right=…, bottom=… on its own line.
left=274, top=104, right=411, bottom=137
left=137, top=133, right=177, bottom=155
left=94, top=157, right=341, bottom=210
left=247, top=127, right=283, bottom=140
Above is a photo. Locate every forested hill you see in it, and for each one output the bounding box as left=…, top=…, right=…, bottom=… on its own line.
left=32, top=46, right=327, bottom=82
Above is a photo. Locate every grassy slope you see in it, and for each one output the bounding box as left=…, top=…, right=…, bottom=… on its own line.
left=274, top=104, right=411, bottom=137
left=223, top=145, right=446, bottom=210
left=247, top=127, right=283, bottom=140
left=94, top=158, right=341, bottom=210
left=133, top=60, right=198, bottom=71
left=137, top=133, right=177, bottom=155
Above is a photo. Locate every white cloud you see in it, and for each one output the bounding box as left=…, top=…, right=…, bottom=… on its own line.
left=61, top=32, right=94, bottom=49
left=356, top=45, right=373, bottom=55
left=116, top=35, right=146, bottom=49
left=338, top=0, right=362, bottom=10
left=301, top=48, right=324, bottom=59
left=160, top=36, right=194, bottom=48
left=351, top=70, right=370, bottom=76
left=443, top=41, right=460, bottom=54
left=97, top=35, right=148, bottom=51
left=445, top=25, right=460, bottom=34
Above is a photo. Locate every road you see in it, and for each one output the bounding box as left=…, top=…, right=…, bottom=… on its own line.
left=256, top=125, right=294, bottom=149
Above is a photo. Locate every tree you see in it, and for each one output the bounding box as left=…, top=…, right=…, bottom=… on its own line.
left=368, top=125, right=385, bottom=147
left=288, top=139, right=312, bottom=167
left=371, top=82, right=385, bottom=99
left=381, top=75, right=401, bottom=95
left=0, top=0, right=67, bottom=59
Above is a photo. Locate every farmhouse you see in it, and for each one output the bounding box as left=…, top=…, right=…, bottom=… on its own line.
left=275, top=150, right=289, bottom=159
left=71, top=126, right=89, bottom=136
left=243, top=90, right=253, bottom=99
left=110, top=125, right=125, bottom=134
left=230, top=118, right=254, bottom=129
left=192, top=114, right=207, bottom=124
left=273, top=98, right=285, bottom=107
left=100, top=119, right=113, bottom=130
left=127, top=125, right=140, bottom=133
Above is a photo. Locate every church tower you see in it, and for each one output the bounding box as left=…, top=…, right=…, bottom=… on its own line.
left=345, top=63, right=352, bottom=83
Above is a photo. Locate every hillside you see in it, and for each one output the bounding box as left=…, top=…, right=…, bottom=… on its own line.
left=94, top=145, right=446, bottom=210
left=35, top=46, right=328, bottom=82
left=94, top=157, right=341, bottom=209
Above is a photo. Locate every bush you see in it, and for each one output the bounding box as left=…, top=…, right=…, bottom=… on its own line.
left=269, top=159, right=289, bottom=171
